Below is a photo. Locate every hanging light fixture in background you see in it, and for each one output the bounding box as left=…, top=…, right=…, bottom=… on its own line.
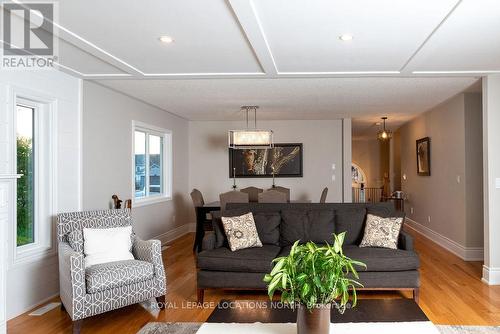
left=228, top=106, right=274, bottom=149
left=377, top=116, right=393, bottom=141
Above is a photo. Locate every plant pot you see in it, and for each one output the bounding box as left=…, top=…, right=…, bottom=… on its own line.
left=296, top=304, right=330, bottom=334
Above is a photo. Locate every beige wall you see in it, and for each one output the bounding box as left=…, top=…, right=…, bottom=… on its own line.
left=352, top=138, right=390, bottom=188
left=82, top=81, right=191, bottom=240
left=399, top=92, right=483, bottom=249
left=188, top=120, right=345, bottom=220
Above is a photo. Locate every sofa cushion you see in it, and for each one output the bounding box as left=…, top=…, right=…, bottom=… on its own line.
left=85, top=259, right=154, bottom=294
left=335, top=208, right=366, bottom=245
left=280, top=210, right=307, bottom=246
left=307, top=210, right=335, bottom=244
left=197, top=245, right=281, bottom=273
left=343, top=246, right=419, bottom=272
left=254, top=212, right=281, bottom=246
left=277, top=245, right=419, bottom=272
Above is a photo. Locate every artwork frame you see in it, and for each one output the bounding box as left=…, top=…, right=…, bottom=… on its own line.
left=416, top=137, right=431, bottom=176
left=228, top=143, right=303, bottom=178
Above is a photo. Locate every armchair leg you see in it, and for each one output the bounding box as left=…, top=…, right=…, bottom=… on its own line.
left=413, top=288, right=420, bottom=304
left=60, top=303, right=66, bottom=312
left=197, top=288, right=204, bottom=304
left=72, top=320, right=82, bottom=334
left=155, top=295, right=166, bottom=309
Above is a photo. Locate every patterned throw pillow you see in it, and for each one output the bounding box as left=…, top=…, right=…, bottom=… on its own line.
left=221, top=212, right=263, bottom=251
left=359, top=214, right=403, bottom=249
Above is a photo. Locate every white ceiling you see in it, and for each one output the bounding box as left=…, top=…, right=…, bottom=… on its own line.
left=1, top=0, right=495, bottom=130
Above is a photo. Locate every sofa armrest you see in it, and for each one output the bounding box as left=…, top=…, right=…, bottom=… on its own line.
left=58, top=242, right=86, bottom=320
left=398, top=231, right=414, bottom=251
left=201, top=231, right=216, bottom=252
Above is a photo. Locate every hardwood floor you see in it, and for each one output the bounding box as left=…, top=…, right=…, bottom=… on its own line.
left=7, top=230, right=500, bottom=333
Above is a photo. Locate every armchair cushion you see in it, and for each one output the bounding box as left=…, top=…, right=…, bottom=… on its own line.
left=67, top=230, right=84, bottom=253
left=85, top=259, right=154, bottom=294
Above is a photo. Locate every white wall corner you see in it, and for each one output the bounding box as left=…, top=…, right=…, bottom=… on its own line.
left=405, top=218, right=484, bottom=261
left=342, top=118, right=352, bottom=203
left=482, top=266, right=500, bottom=285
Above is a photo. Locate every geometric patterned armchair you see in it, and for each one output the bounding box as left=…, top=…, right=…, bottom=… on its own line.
left=57, top=209, right=166, bottom=334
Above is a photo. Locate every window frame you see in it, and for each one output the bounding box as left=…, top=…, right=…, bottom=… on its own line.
left=131, top=121, right=172, bottom=207
left=11, top=90, right=57, bottom=267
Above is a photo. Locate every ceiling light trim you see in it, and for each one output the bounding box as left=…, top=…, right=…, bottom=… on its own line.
left=11, top=0, right=145, bottom=76
left=413, top=70, right=500, bottom=74
left=399, top=0, right=463, bottom=73
left=278, top=71, right=401, bottom=75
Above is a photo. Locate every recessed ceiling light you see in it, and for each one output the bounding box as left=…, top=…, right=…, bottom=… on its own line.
left=159, top=35, right=174, bottom=44
left=339, top=34, right=353, bottom=41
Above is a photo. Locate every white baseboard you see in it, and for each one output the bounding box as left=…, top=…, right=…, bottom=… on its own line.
left=7, top=292, right=60, bottom=320
left=482, top=266, right=500, bottom=285
left=405, top=218, right=484, bottom=261
left=153, top=223, right=196, bottom=248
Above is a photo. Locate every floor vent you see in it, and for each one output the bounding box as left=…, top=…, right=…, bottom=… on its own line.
left=29, top=302, right=61, bottom=316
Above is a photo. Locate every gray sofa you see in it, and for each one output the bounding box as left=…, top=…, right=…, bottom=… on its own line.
left=196, top=202, right=419, bottom=303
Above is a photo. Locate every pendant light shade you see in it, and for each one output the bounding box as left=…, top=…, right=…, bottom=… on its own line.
left=377, top=117, right=393, bottom=141
left=228, top=106, right=274, bottom=149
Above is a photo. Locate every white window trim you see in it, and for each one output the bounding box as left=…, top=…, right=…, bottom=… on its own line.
left=9, top=87, right=58, bottom=267
left=131, top=121, right=172, bottom=207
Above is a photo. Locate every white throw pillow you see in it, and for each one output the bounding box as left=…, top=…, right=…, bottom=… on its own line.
left=83, top=226, right=134, bottom=267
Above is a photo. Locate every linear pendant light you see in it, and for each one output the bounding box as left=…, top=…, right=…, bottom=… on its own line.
left=228, top=106, right=274, bottom=149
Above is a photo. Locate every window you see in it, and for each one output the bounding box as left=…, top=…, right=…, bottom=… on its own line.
left=13, top=94, right=55, bottom=264
left=133, top=122, right=172, bottom=206
left=16, top=104, right=35, bottom=246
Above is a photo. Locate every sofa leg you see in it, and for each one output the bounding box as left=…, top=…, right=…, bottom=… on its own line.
left=155, top=295, right=166, bottom=309
left=197, top=288, right=204, bottom=304
left=60, top=303, right=66, bottom=312
left=413, top=288, right=420, bottom=304
left=72, top=320, right=82, bottom=334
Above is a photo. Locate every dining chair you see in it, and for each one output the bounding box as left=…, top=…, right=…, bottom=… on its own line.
left=240, top=186, right=263, bottom=202
left=220, top=191, right=249, bottom=211
left=258, top=190, right=287, bottom=203
left=320, top=187, right=328, bottom=203
left=190, top=188, right=205, bottom=207
left=268, top=186, right=290, bottom=202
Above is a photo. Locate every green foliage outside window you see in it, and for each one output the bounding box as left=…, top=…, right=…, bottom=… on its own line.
left=17, top=137, right=34, bottom=246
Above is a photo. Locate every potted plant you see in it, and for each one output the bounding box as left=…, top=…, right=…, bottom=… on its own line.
left=263, top=232, right=366, bottom=334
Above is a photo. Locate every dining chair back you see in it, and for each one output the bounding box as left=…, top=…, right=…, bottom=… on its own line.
left=268, top=186, right=290, bottom=202
left=240, top=186, right=263, bottom=202
left=190, top=189, right=205, bottom=207
left=258, top=190, right=287, bottom=203
left=320, top=187, right=328, bottom=203
left=220, top=191, right=249, bottom=211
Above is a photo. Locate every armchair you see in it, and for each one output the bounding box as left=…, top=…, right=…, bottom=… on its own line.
left=57, top=209, right=166, bottom=333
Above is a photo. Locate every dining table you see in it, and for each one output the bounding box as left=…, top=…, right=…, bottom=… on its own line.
left=193, top=200, right=312, bottom=252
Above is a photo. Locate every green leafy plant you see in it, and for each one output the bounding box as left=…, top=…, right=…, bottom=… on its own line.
left=263, top=232, right=366, bottom=312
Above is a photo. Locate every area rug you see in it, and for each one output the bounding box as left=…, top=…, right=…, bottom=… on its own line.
left=138, top=322, right=500, bottom=334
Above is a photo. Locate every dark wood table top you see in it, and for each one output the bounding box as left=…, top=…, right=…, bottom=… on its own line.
left=207, top=299, right=428, bottom=323
left=202, top=200, right=312, bottom=207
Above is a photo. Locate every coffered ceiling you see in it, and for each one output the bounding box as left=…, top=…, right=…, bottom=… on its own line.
left=1, top=0, right=495, bottom=127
